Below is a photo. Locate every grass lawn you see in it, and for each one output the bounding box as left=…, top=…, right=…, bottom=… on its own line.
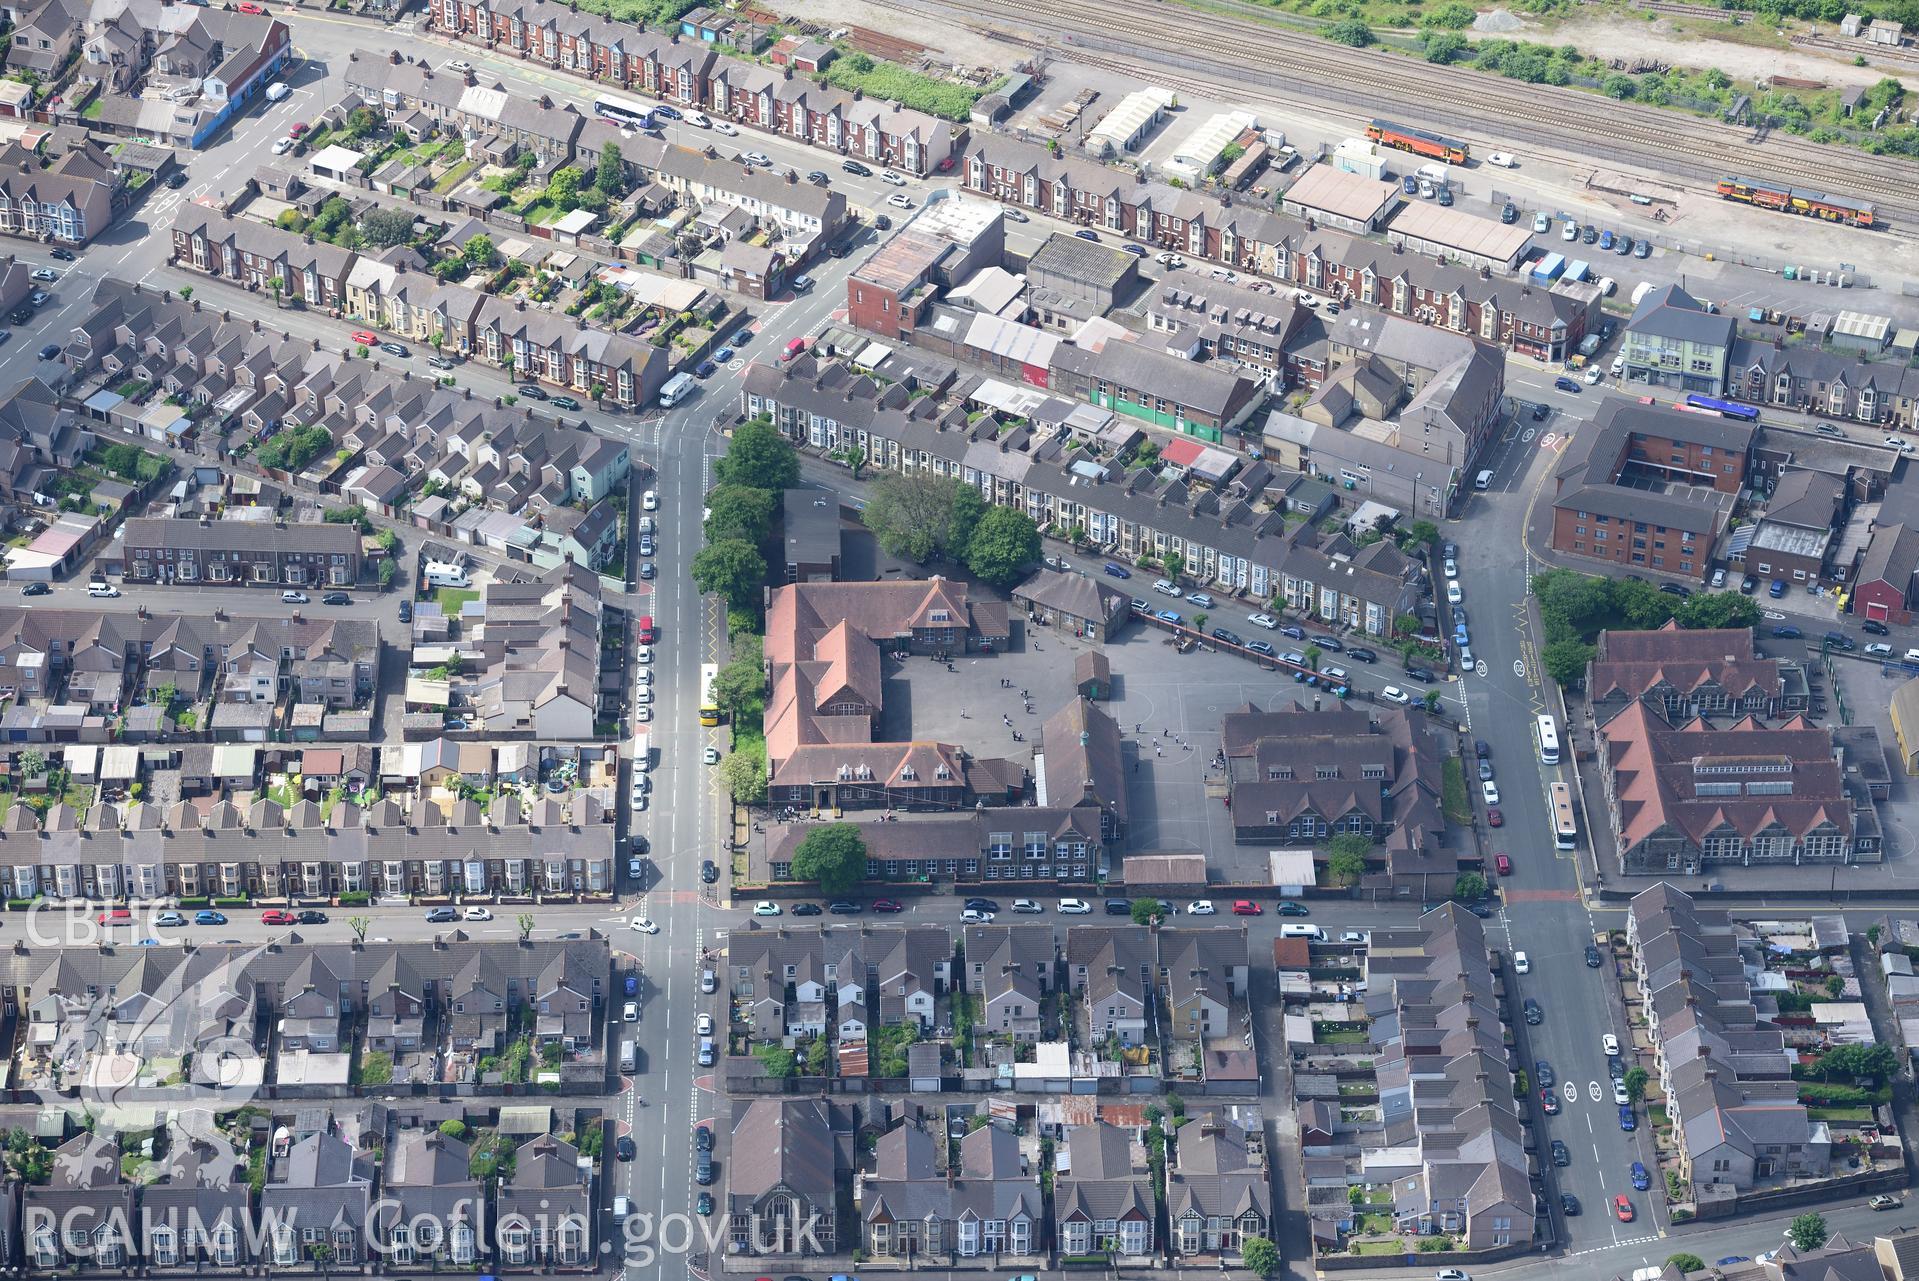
left=1357, top=1214, right=1395, bottom=1235
left=82, top=99, right=102, bottom=119
left=436, top=587, right=480, bottom=614
left=1364, top=1187, right=1394, bottom=1206
left=1441, top=756, right=1471, bottom=825
left=433, top=157, right=477, bottom=195
left=1352, top=1241, right=1407, bottom=1256
left=1319, top=1028, right=1371, bottom=1045
left=1808, top=1106, right=1874, bottom=1123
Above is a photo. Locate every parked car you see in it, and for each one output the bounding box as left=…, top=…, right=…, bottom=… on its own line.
left=1585, top=944, right=1603, bottom=967
left=424, top=907, right=457, bottom=923
left=1614, top=1196, right=1634, bottom=1221
left=1550, top=1139, right=1570, bottom=1167
left=260, top=910, right=296, bottom=925
left=1561, top=1194, right=1580, bottom=1216
left=1630, top=1162, right=1651, bottom=1191
left=1057, top=898, right=1092, bottom=914
left=194, top=910, right=227, bottom=926
left=1522, top=998, right=1542, bottom=1025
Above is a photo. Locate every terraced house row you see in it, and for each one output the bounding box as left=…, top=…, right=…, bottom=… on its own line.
left=166, top=209, right=666, bottom=407
left=963, top=139, right=1598, bottom=363
left=422, top=0, right=962, bottom=175
left=743, top=355, right=1422, bottom=632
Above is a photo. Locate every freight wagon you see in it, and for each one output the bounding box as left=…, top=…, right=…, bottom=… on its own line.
left=1365, top=119, right=1470, bottom=165
left=1716, top=175, right=1874, bottom=228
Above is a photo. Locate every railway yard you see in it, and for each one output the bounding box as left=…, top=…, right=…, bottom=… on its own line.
left=853, top=0, right=1919, bottom=247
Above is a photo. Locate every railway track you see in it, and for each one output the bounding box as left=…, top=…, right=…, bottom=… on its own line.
left=883, top=0, right=1919, bottom=231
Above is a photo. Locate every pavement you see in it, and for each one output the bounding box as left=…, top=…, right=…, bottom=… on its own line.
left=1, top=9, right=1911, bottom=1280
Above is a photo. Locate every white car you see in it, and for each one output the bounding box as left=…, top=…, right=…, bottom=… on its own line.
left=1867, top=642, right=1894, bottom=656
left=636, top=645, right=652, bottom=664
left=1446, top=580, right=1463, bottom=605
left=281, top=590, right=309, bottom=604
left=697, top=1013, right=714, bottom=1036
left=1011, top=898, right=1044, bottom=913
left=636, top=705, right=652, bottom=722
left=87, top=584, right=119, bottom=598
left=1340, top=930, right=1368, bottom=944
left=447, top=58, right=473, bottom=71
left=1482, top=780, right=1500, bottom=806
left=622, top=1001, right=638, bottom=1021
left=741, top=151, right=772, bottom=167
left=1904, top=649, right=1919, bottom=663
left=1248, top=613, right=1278, bottom=630
left=643, top=489, right=659, bottom=511
left=630, top=916, right=658, bottom=934
left=271, top=137, right=293, bottom=155
left=1532, top=211, right=1551, bottom=234
left=886, top=192, right=912, bottom=209
left=1381, top=685, right=1411, bottom=704
left=635, top=688, right=653, bottom=704
left=1888, top=436, right=1914, bottom=453
left=1186, top=900, right=1217, bottom=915
left=1153, top=579, right=1181, bottom=597
left=1603, top=1033, right=1621, bottom=1056
left=753, top=901, right=781, bottom=917
left=961, top=908, right=995, bottom=924
left=704, top=747, right=721, bottom=764
left=463, top=906, right=492, bottom=921
left=635, top=669, right=653, bottom=686
left=1585, top=366, right=1602, bottom=385
left=1487, top=152, right=1516, bottom=168
left=1562, top=221, right=1579, bottom=241
left=881, top=169, right=907, bottom=186
left=1513, top=950, right=1531, bottom=974
left=712, top=120, right=738, bottom=136
left=1437, top=1271, right=1471, bottom=1281
left=1057, top=898, right=1092, bottom=914
left=1443, top=557, right=1458, bottom=578
left=1613, top=1079, right=1631, bottom=1105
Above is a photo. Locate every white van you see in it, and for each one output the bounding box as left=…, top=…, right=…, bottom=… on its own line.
left=422, top=559, right=469, bottom=589
left=265, top=82, right=290, bottom=103
left=1279, top=923, right=1326, bottom=941
left=1474, top=469, right=1494, bottom=491
left=684, top=110, right=712, bottom=128
left=659, top=371, right=697, bottom=407
left=612, top=1196, right=631, bottom=1219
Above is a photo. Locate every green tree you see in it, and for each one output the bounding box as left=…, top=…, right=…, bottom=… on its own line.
left=790, top=823, right=866, bottom=895
left=1602, top=73, right=1638, bottom=98
left=719, top=742, right=767, bottom=804
left=1675, top=592, right=1761, bottom=630
left=596, top=140, right=624, bottom=195
left=255, top=426, right=333, bottom=473
left=438, top=1120, right=468, bottom=1140
left=348, top=916, right=370, bottom=942
left=462, top=233, right=496, bottom=268
left=1165, top=551, right=1186, bottom=581
left=1327, top=832, right=1372, bottom=886
left=717, top=418, right=800, bottom=491
left=861, top=473, right=975, bottom=563
left=965, top=506, right=1042, bottom=588
left=1788, top=1214, right=1828, bottom=1252
left=1542, top=637, right=1597, bottom=685
left=544, top=165, right=585, bottom=211
left=704, top=484, right=779, bottom=546
left=690, top=539, right=768, bottom=611
left=1533, top=568, right=1615, bottom=640
left=1668, top=1256, right=1705, bottom=1275
left=1624, top=1066, right=1649, bottom=1102
left=1422, top=1, right=1477, bottom=25
left=1326, top=17, right=1375, bottom=44
left=1453, top=871, right=1488, bottom=902
left=1242, top=1238, right=1280, bottom=1279
left=516, top=913, right=536, bottom=941
left=362, top=206, right=417, bottom=248
left=18, top=749, right=44, bottom=779
left=713, top=639, right=767, bottom=722
left=1422, top=31, right=1469, bottom=61
left=1613, top=577, right=1677, bottom=629
left=1130, top=898, right=1162, bottom=927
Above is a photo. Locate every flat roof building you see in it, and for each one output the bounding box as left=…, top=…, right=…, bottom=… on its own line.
left=1280, top=163, right=1400, bottom=234
left=1086, top=87, right=1177, bottom=157
left=1384, top=202, right=1534, bottom=272
left=1164, top=111, right=1257, bottom=184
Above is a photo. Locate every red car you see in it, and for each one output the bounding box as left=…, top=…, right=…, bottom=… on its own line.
left=351, top=330, right=376, bottom=345
left=1614, top=1196, right=1634, bottom=1222
left=1539, top=1089, right=1559, bottom=1115
left=96, top=908, right=131, bottom=924
left=290, top=122, right=308, bottom=136
left=871, top=899, right=904, bottom=913
left=1486, top=807, right=1504, bottom=828
left=236, top=2, right=264, bottom=11
left=260, top=909, right=296, bottom=925
left=636, top=615, right=656, bottom=644
left=1232, top=900, right=1263, bottom=916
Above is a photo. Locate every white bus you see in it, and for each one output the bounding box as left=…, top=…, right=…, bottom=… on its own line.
left=1550, top=781, right=1577, bottom=851
left=1535, top=714, right=1561, bottom=766
left=594, top=94, right=654, bottom=130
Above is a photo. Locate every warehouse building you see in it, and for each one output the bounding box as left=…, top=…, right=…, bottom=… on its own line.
left=1086, top=87, right=1177, bottom=157
left=1384, top=203, right=1534, bottom=273
left=1280, top=163, right=1401, bottom=234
